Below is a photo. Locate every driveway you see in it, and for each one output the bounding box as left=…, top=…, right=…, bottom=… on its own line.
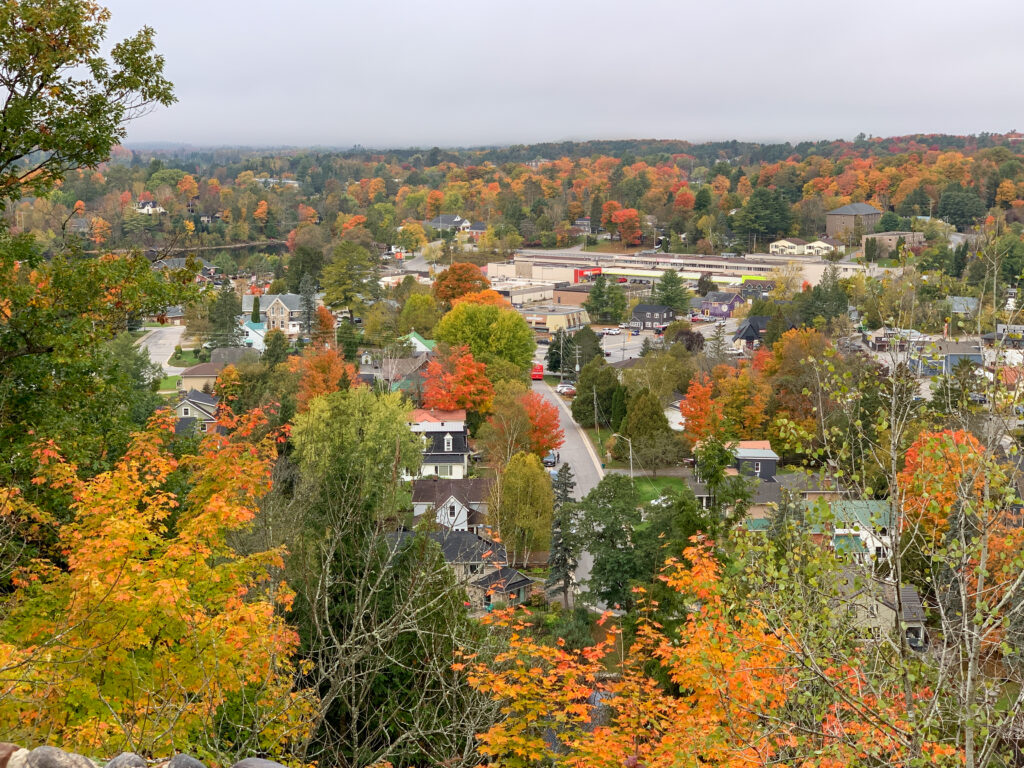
left=138, top=325, right=187, bottom=375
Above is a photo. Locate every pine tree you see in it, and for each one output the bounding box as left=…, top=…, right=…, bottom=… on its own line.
left=552, top=462, right=576, bottom=508
left=652, top=269, right=690, bottom=312
left=610, top=385, right=628, bottom=431
left=251, top=293, right=261, bottom=323
left=299, top=273, right=317, bottom=337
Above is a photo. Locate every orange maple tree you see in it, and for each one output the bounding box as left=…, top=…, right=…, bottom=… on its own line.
left=433, top=262, right=490, bottom=306
left=0, top=411, right=315, bottom=756
left=451, top=288, right=510, bottom=307
left=465, top=540, right=792, bottom=767
left=292, top=347, right=357, bottom=413
left=312, top=305, right=336, bottom=350
left=422, top=345, right=494, bottom=413
left=678, top=374, right=716, bottom=442
left=611, top=207, right=641, bottom=246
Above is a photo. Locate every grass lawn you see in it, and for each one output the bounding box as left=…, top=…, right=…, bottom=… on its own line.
left=581, top=427, right=629, bottom=469
left=634, top=476, right=686, bottom=504
left=158, top=374, right=180, bottom=392
left=170, top=348, right=201, bottom=365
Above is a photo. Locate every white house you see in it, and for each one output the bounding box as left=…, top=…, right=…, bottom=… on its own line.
left=406, top=409, right=471, bottom=480
left=243, top=320, right=267, bottom=351
left=769, top=238, right=808, bottom=256
left=805, top=237, right=843, bottom=257
left=134, top=200, right=166, bottom=216
left=411, top=477, right=493, bottom=534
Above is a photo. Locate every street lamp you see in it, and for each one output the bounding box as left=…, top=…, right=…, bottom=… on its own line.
left=611, top=433, right=633, bottom=480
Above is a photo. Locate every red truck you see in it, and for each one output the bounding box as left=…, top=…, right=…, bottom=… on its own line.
left=531, top=364, right=544, bottom=380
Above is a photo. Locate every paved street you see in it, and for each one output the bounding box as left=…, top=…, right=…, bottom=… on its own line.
left=532, top=380, right=604, bottom=601
left=138, top=325, right=187, bottom=374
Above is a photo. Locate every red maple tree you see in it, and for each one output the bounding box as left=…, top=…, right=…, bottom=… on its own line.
left=422, top=345, right=494, bottom=413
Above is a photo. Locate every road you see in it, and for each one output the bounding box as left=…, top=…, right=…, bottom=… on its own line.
left=531, top=315, right=741, bottom=602
left=138, top=325, right=187, bottom=375
left=532, top=380, right=604, bottom=602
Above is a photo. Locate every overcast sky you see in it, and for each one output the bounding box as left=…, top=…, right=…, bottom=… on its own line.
left=104, top=0, right=1024, bottom=149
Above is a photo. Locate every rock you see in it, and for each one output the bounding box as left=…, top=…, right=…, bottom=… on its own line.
left=26, top=747, right=94, bottom=768
left=6, top=749, right=29, bottom=768
left=166, top=756, right=204, bottom=768
left=230, top=760, right=287, bottom=768
left=0, top=746, right=23, bottom=768
left=105, top=756, right=146, bottom=768
left=0, top=746, right=22, bottom=768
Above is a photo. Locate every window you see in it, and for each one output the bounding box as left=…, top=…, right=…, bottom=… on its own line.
left=444, top=433, right=453, bottom=452
left=753, top=461, right=761, bottom=475
left=871, top=626, right=881, bottom=641
left=646, top=312, right=651, bottom=318
left=438, top=465, right=453, bottom=477
left=182, top=407, right=190, bottom=417
left=868, top=604, right=878, bottom=618
left=449, top=504, right=456, bottom=518
left=200, top=423, right=207, bottom=433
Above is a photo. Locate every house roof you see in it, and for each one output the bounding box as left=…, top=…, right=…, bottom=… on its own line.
left=412, top=477, right=494, bottom=505
left=704, top=291, right=741, bottom=304
left=827, top=202, right=881, bottom=216
left=388, top=530, right=506, bottom=564
left=467, top=221, right=487, bottom=232
left=423, top=431, right=470, bottom=456
left=179, top=389, right=219, bottom=408
left=241, top=293, right=325, bottom=313
left=734, top=441, right=779, bottom=461
left=632, top=304, right=674, bottom=315
left=404, top=331, right=437, bottom=350
left=948, top=296, right=980, bottom=314
left=211, top=347, right=256, bottom=366
left=181, top=362, right=225, bottom=377
left=883, top=585, right=926, bottom=623
left=380, top=354, right=431, bottom=383
left=409, top=408, right=467, bottom=423
left=733, top=316, right=770, bottom=341
left=830, top=500, right=894, bottom=530
left=174, top=417, right=198, bottom=435
left=473, top=567, right=533, bottom=595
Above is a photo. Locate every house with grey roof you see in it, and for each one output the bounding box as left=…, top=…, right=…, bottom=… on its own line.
left=412, top=477, right=494, bottom=535
left=241, top=293, right=328, bottom=339
left=387, top=530, right=533, bottom=612
left=174, top=389, right=220, bottom=435
left=423, top=214, right=471, bottom=232
left=947, top=295, right=980, bottom=316
left=836, top=569, right=927, bottom=649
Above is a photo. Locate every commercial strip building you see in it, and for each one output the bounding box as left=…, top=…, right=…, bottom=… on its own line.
left=492, top=249, right=866, bottom=288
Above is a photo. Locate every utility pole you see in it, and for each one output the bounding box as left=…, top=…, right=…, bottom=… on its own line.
left=593, top=387, right=599, bottom=447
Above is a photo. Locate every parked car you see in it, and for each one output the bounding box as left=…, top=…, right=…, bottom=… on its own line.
left=555, top=383, right=577, bottom=396
left=618, top=322, right=629, bottom=328
left=606, top=327, right=622, bottom=335
left=542, top=451, right=560, bottom=467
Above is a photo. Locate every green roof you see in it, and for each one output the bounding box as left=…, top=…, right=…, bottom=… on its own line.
left=832, top=500, right=893, bottom=530
left=745, top=517, right=771, bottom=532
left=404, top=331, right=437, bottom=351
left=833, top=533, right=868, bottom=555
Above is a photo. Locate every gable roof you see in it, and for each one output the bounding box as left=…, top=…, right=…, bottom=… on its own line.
left=404, top=331, right=437, bottom=351
left=473, top=566, right=533, bottom=595
left=775, top=237, right=808, bottom=245
left=181, top=362, right=225, bottom=377
left=704, top=291, right=741, bottom=304
left=409, top=408, right=467, bottom=424
left=388, top=530, right=506, bottom=564
left=830, top=499, right=894, bottom=530
left=827, top=202, right=881, bottom=216
left=178, top=389, right=219, bottom=409
left=632, top=304, right=674, bottom=315
left=412, top=477, right=494, bottom=506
